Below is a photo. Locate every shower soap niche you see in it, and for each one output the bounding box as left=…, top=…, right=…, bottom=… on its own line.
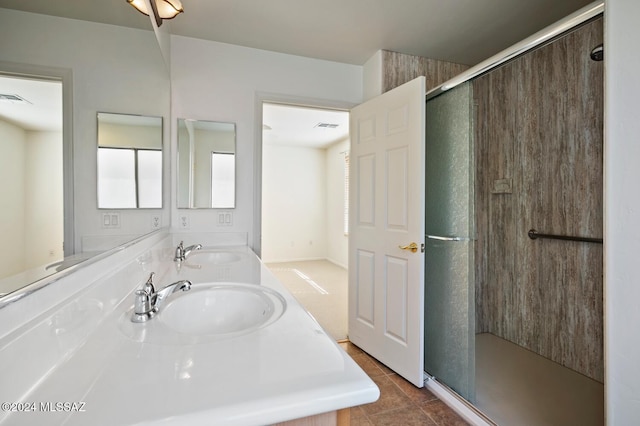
left=492, top=178, right=512, bottom=194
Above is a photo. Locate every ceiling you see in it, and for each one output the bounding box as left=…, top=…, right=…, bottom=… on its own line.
left=263, top=103, right=349, bottom=149
left=0, top=0, right=594, bottom=66
left=0, top=76, right=62, bottom=131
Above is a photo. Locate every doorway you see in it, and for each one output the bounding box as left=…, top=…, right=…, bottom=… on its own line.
left=0, top=71, right=66, bottom=294
left=260, top=102, right=350, bottom=341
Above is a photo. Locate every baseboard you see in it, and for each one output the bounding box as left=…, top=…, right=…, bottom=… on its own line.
left=423, top=376, right=496, bottom=426
left=263, top=257, right=325, bottom=264
left=325, top=258, right=347, bottom=270
left=263, top=257, right=347, bottom=269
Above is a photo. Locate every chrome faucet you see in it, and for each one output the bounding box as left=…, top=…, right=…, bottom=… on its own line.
left=173, top=241, right=202, bottom=262
left=131, top=272, right=192, bottom=323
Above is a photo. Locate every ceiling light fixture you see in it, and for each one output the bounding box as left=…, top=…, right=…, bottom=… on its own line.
left=0, top=93, right=32, bottom=104
left=127, top=0, right=183, bottom=27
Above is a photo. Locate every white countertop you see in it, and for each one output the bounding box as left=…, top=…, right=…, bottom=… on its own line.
left=0, top=242, right=378, bottom=425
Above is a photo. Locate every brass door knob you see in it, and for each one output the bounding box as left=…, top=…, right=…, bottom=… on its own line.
left=399, top=242, right=418, bottom=253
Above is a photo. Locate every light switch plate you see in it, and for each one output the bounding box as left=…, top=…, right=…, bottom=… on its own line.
left=217, top=211, right=233, bottom=227
left=102, top=212, right=121, bottom=229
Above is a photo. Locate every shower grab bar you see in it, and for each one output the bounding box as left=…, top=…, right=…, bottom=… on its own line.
left=528, top=229, right=603, bottom=244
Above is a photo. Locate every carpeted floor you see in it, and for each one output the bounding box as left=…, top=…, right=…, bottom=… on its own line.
left=266, top=259, right=348, bottom=341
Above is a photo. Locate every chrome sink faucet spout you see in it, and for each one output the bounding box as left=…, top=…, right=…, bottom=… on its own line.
left=174, top=241, right=202, bottom=262
left=131, top=272, right=192, bottom=323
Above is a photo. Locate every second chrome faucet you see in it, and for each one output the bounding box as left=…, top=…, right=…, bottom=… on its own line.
left=174, top=241, right=202, bottom=262
left=131, top=272, right=192, bottom=323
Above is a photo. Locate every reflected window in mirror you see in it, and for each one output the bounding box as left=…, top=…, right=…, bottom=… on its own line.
left=177, top=119, right=236, bottom=209
left=211, top=152, right=235, bottom=208
left=97, top=112, right=163, bottom=209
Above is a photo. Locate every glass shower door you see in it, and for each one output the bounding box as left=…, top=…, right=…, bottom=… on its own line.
left=424, top=82, right=475, bottom=402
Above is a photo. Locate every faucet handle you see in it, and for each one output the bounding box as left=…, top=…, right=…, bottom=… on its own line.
left=142, top=272, right=156, bottom=295
left=174, top=241, right=185, bottom=262
left=131, top=289, right=157, bottom=322
left=133, top=289, right=152, bottom=315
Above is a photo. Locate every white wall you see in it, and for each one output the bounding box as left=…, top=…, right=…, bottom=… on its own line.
left=169, top=35, right=362, bottom=249
left=262, top=138, right=349, bottom=267
left=0, top=122, right=62, bottom=278
left=262, top=144, right=327, bottom=263
left=363, top=50, right=383, bottom=102
left=604, top=0, right=640, bottom=423
left=0, top=119, right=26, bottom=279
left=326, top=139, right=350, bottom=268
left=24, top=131, right=63, bottom=268
left=0, top=8, right=171, bottom=252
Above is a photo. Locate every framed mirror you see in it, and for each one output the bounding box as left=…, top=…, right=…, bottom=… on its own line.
left=177, top=119, right=236, bottom=209
left=97, top=112, right=163, bottom=209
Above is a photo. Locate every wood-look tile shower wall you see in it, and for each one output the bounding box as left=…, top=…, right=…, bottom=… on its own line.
left=381, top=50, right=469, bottom=93
left=474, top=18, right=604, bottom=382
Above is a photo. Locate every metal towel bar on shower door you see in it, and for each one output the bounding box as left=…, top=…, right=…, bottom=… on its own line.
left=528, top=229, right=603, bottom=244
left=425, top=234, right=473, bottom=242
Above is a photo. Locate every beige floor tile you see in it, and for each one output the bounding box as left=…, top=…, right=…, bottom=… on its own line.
left=350, top=343, right=470, bottom=426
left=419, top=400, right=469, bottom=426
left=388, top=374, right=439, bottom=404
left=369, top=406, right=438, bottom=426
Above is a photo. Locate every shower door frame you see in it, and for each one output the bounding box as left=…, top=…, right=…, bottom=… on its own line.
left=426, top=1, right=603, bottom=101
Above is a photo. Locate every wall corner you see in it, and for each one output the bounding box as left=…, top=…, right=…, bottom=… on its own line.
left=362, top=50, right=383, bottom=102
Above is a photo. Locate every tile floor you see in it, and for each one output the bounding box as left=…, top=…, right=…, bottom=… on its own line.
left=339, top=341, right=469, bottom=426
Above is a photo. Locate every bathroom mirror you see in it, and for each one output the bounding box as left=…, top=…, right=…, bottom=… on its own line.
left=0, top=5, right=169, bottom=301
left=177, top=119, right=236, bottom=209
left=97, top=112, right=163, bottom=209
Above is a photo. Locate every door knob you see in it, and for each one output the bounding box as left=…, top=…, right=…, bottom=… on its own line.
left=399, top=242, right=418, bottom=253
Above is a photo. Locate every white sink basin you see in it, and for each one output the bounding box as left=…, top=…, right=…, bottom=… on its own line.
left=120, top=282, right=287, bottom=344
left=158, top=283, right=286, bottom=337
left=187, top=251, right=242, bottom=265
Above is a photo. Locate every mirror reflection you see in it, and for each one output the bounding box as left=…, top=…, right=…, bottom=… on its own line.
left=0, top=4, right=170, bottom=302
left=97, top=112, right=163, bottom=209
left=177, top=119, right=236, bottom=209
left=0, top=74, right=64, bottom=296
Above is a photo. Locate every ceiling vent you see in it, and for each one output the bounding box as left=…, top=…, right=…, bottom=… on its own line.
left=314, top=122, right=339, bottom=129
left=0, top=93, right=32, bottom=104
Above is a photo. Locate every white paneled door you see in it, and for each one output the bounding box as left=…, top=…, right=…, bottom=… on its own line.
left=348, top=77, right=426, bottom=387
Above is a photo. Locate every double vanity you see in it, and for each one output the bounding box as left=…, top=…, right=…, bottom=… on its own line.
left=0, top=231, right=379, bottom=425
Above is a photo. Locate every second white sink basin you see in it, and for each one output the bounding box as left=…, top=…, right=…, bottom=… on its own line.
left=187, top=251, right=243, bottom=265
left=158, top=283, right=286, bottom=337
